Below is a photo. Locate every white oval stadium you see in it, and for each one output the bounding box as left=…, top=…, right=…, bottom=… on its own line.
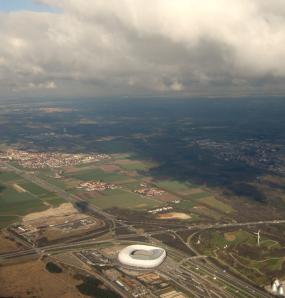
left=118, top=244, right=166, bottom=269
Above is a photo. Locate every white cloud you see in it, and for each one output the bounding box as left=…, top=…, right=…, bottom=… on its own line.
left=29, top=81, right=57, bottom=90
left=0, top=1, right=285, bottom=98
left=170, top=81, right=184, bottom=92
left=13, top=81, right=57, bottom=92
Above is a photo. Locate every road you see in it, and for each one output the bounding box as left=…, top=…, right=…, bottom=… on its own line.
left=119, top=219, right=285, bottom=233
left=0, top=234, right=273, bottom=298
left=1, top=161, right=277, bottom=298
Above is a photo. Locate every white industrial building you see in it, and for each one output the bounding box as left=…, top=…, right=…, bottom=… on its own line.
left=271, top=279, right=285, bottom=297
left=118, top=244, right=166, bottom=269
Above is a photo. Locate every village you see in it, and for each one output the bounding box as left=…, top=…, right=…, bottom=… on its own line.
left=0, top=149, right=110, bottom=169
left=134, top=183, right=165, bottom=197
left=77, top=180, right=118, bottom=192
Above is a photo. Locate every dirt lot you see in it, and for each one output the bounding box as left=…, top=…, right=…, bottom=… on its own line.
left=158, top=192, right=179, bottom=202
left=0, top=231, right=23, bottom=253
left=157, top=212, right=191, bottom=220
left=22, top=203, right=85, bottom=226
left=224, top=231, right=237, bottom=241
left=21, top=203, right=103, bottom=243
left=0, top=260, right=84, bottom=298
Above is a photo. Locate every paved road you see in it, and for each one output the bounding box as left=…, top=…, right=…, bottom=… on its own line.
left=0, top=231, right=274, bottom=297
left=1, top=161, right=277, bottom=298
left=119, top=219, right=285, bottom=233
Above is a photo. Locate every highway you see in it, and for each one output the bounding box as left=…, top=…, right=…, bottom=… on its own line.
left=1, top=161, right=278, bottom=298
left=119, top=219, right=285, bottom=233
left=0, top=228, right=274, bottom=297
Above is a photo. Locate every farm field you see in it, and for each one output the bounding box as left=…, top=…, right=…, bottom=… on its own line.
left=198, top=196, right=234, bottom=214
left=0, top=155, right=235, bottom=229
left=40, top=162, right=234, bottom=221
left=65, top=167, right=131, bottom=183
left=155, top=180, right=197, bottom=194
left=0, top=187, right=46, bottom=215
left=87, top=188, right=162, bottom=210
left=0, top=171, right=65, bottom=227
left=0, top=231, right=23, bottom=253
left=163, top=182, right=233, bottom=218
left=114, top=159, right=156, bottom=171
left=0, top=260, right=89, bottom=298
left=0, top=172, right=21, bottom=182
left=61, top=163, right=234, bottom=216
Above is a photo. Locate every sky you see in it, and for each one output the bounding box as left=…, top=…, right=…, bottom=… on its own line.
left=0, top=0, right=285, bottom=99
left=0, top=0, right=59, bottom=12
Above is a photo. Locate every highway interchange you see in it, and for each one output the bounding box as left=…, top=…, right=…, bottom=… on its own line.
left=0, top=161, right=280, bottom=297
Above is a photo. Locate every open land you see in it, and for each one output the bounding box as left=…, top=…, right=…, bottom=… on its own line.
left=0, top=98, right=285, bottom=297
left=0, top=260, right=82, bottom=298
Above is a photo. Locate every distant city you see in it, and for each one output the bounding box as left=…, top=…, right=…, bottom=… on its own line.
left=0, top=98, right=284, bottom=297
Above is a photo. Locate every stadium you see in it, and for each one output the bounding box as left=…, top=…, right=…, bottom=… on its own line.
left=118, top=244, right=166, bottom=269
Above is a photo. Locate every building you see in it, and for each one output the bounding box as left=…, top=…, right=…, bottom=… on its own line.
left=118, top=244, right=166, bottom=269
left=271, top=279, right=285, bottom=297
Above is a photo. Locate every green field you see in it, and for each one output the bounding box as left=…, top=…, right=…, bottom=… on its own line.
left=0, top=215, right=20, bottom=228
left=87, top=189, right=162, bottom=210
left=0, top=172, right=21, bottom=182
left=175, top=199, right=196, bottom=210
left=237, top=255, right=285, bottom=272
left=66, top=168, right=130, bottom=183
left=116, top=161, right=152, bottom=171
left=198, top=196, right=234, bottom=213
left=119, top=181, right=142, bottom=191
left=201, top=230, right=256, bottom=251
left=18, top=182, right=50, bottom=196
left=198, top=228, right=285, bottom=284
left=0, top=187, right=47, bottom=215
left=188, top=192, right=210, bottom=200
left=37, top=174, right=67, bottom=188
left=194, top=206, right=222, bottom=220
left=40, top=194, right=66, bottom=207
left=173, top=191, right=231, bottom=217
left=0, top=172, right=66, bottom=227
left=224, top=230, right=256, bottom=245
left=155, top=180, right=196, bottom=193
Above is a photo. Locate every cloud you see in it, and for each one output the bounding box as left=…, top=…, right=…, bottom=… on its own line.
left=13, top=81, right=57, bottom=92
left=0, top=0, right=285, bottom=98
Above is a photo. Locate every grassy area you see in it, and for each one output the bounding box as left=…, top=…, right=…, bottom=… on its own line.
left=87, top=189, right=162, bottom=210
left=199, top=228, right=285, bottom=285
left=223, top=230, right=256, bottom=245
left=0, top=172, right=66, bottom=227
left=0, top=215, right=20, bottom=228
left=260, top=239, right=281, bottom=249
left=18, top=182, right=50, bottom=196
left=264, top=257, right=285, bottom=271
left=0, top=172, right=21, bottom=182
left=119, top=181, right=142, bottom=191
left=188, top=192, right=211, bottom=200
left=198, top=196, right=234, bottom=214
left=237, top=254, right=285, bottom=272
left=193, top=206, right=222, bottom=220
left=174, top=197, right=226, bottom=220
left=203, top=231, right=228, bottom=253
left=116, top=160, right=152, bottom=171
left=41, top=194, right=66, bottom=207
left=0, top=187, right=47, bottom=215
left=155, top=180, right=195, bottom=193
left=199, top=230, right=256, bottom=255
left=66, top=168, right=130, bottom=183
left=175, top=199, right=196, bottom=210
left=37, top=174, right=67, bottom=188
